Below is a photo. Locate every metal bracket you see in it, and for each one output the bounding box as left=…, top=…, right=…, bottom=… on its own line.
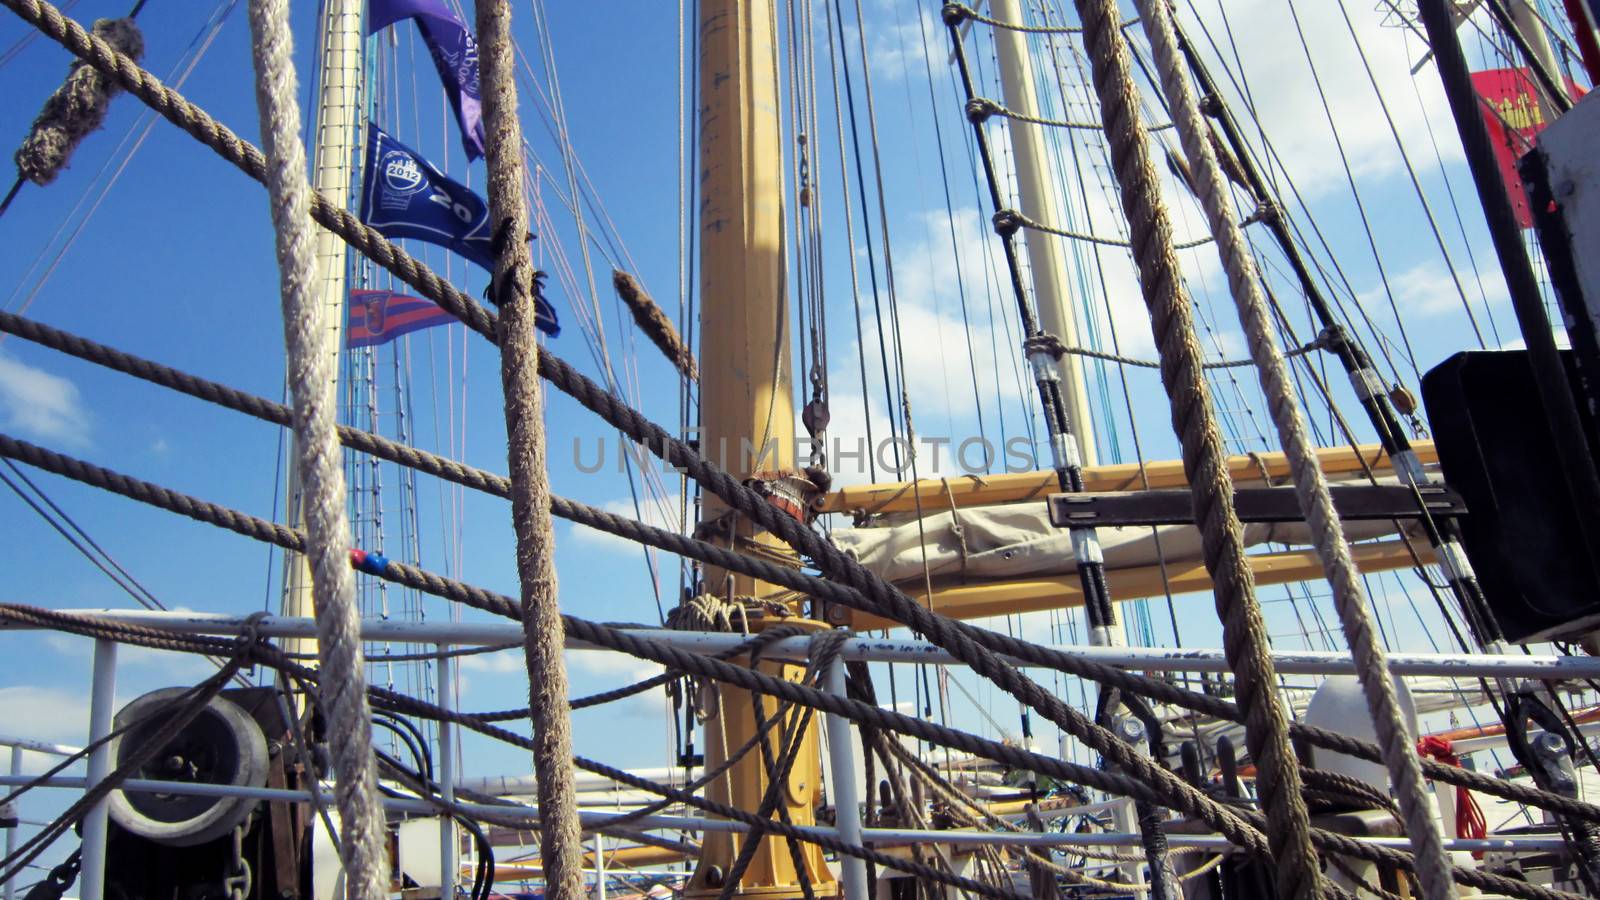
left=1047, top=484, right=1466, bottom=528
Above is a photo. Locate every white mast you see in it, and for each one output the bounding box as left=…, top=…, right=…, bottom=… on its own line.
left=990, top=0, right=1099, bottom=467
left=280, top=0, right=365, bottom=661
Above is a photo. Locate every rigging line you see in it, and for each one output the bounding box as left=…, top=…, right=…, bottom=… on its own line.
left=887, top=1, right=959, bottom=437
left=1047, top=46, right=1185, bottom=637
left=850, top=0, right=915, bottom=474
left=971, top=28, right=1039, bottom=449
left=1199, top=0, right=1276, bottom=194
left=1334, top=0, right=1488, bottom=349
left=951, top=2, right=1140, bottom=35
left=677, top=0, right=691, bottom=601
left=1173, top=17, right=1416, bottom=400
left=965, top=94, right=1175, bottom=131
left=830, top=0, right=900, bottom=474
left=0, top=464, right=155, bottom=609
left=1, top=0, right=235, bottom=321
left=917, top=3, right=990, bottom=454
left=1399, top=32, right=1505, bottom=347
left=0, top=0, right=75, bottom=67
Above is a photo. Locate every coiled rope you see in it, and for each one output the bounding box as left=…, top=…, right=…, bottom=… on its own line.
left=243, top=0, right=386, bottom=894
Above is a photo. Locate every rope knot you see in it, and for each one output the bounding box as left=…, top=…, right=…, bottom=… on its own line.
left=1022, top=333, right=1067, bottom=360
left=941, top=2, right=972, bottom=26
left=1317, top=323, right=1348, bottom=353
left=991, top=208, right=1024, bottom=237
left=964, top=97, right=1001, bottom=124
left=1242, top=199, right=1280, bottom=227
left=15, top=17, right=144, bottom=188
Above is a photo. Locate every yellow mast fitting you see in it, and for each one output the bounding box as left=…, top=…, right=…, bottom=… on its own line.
left=819, top=440, right=1437, bottom=516
left=689, top=0, right=836, bottom=894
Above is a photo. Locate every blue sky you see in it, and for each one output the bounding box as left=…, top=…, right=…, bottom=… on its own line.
left=0, top=0, right=1582, bottom=876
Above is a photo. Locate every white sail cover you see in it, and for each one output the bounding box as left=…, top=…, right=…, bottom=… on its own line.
left=832, top=474, right=1418, bottom=584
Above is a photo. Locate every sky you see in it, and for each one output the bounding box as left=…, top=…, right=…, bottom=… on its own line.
left=0, top=0, right=1586, bottom=882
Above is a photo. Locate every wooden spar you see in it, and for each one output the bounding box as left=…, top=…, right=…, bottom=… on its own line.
left=689, top=0, right=835, bottom=895
left=846, top=539, right=1424, bottom=630
left=820, top=440, right=1436, bottom=516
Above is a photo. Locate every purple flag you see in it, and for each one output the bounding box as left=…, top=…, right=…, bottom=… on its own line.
left=369, top=0, right=485, bottom=160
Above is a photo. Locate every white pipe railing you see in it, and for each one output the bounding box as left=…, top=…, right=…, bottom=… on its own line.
left=0, top=773, right=1572, bottom=854
left=7, top=608, right=1597, bottom=679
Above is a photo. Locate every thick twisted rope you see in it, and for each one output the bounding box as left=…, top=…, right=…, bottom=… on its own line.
left=1, top=412, right=1596, bottom=832
left=7, top=602, right=1578, bottom=900
left=475, top=0, right=584, bottom=893
left=1063, top=0, right=1321, bottom=895
left=1131, top=2, right=1456, bottom=898
left=0, top=9, right=1588, bottom=886
left=613, top=269, right=697, bottom=381
left=0, top=11, right=1197, bottom=829
left=243, top=0, right=386, bottom=894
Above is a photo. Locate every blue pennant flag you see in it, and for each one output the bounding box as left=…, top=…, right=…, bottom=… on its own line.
left=368, top=0, right=485, bottom=160
left=360, top=125, right=558, bottom=336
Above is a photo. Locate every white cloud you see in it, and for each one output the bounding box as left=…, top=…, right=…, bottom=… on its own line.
left=0, top=686, right=90, bottom=747
left=566, top=649, right=668, bottom=719
left=43, top=632, right=214, bottom=678
left=860, top=9, right=933, bottom=83
left=567, top=493, right=682, bottom=550
left=459, top=648, right=525, bottom=675
left=1360, top=258, right=1508, bottom=320
left=1171, top=0, right=1463, bottom=198
left=0, top=352, right=90, bottom=446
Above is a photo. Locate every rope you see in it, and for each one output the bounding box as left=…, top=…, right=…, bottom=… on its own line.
left=243, top=0, right=386, bottom=895
left=1064, top=0, right=1323, bottom=895
left=1133, top=2, right=1456, bottom=898
left=0, top=12, right=1589, bottom=888
left=15, top=606, right=1017, bottom=900
left=0, top=394, right=1593, bottom=837
left=942, top=1, right=1137, bottom=34
left=992, top=206, right=1214, bottom=250
left=1023, top=329, right=1329, bottom=370
left=3, top=402, right=1598, bottom=834
left=475, top=0, right=585, bottom=894
left=963, top=95, right=1173, bottom=131
left=613, top=269, right=698, bottom=381
left=8, top=602, right=1578, bottom=900
left=13, top=14, right=141, bottom=187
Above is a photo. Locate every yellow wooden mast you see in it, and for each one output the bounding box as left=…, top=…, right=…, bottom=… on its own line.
left=687, top=0, right=836, bottom=895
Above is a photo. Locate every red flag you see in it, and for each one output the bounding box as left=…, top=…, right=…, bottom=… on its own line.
left=1470, top=68, right=1585, bottom=228
left=347, top=289, right=456, bottom=348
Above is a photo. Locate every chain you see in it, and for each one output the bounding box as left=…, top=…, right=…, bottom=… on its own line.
left=22, top=849, right=80, bottom=900
left=221, top=820, right=252, bottom=900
